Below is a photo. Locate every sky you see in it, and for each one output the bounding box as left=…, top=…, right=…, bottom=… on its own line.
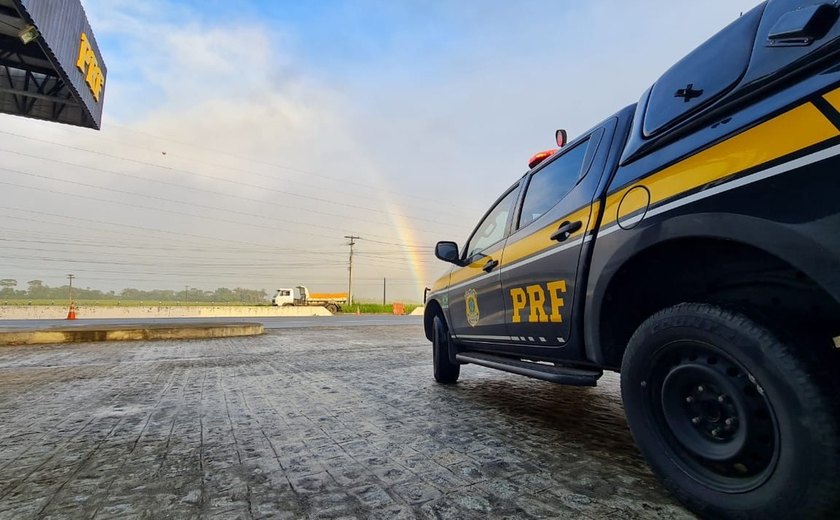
left=0, top=0, right=759, bottom=302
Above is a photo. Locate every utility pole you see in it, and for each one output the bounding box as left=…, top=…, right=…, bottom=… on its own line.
left=67, top=274, right=75, bottom=303
left=383, top=278, right=386, bottom=306
left=184, top=285, right=189, bottom=304
left=344, top=235, right=360, bottom=306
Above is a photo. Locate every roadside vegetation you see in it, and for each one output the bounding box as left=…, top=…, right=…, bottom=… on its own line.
left=0, top=280, right=422, bottom=312
left=0, top=279, right=267, bottom=304
left=341, top=303, right=421, bottom=314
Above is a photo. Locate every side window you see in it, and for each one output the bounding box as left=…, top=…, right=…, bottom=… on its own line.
left=464, top=186, right=519, bottom=261
left=518, top=140, right=589, bottom=229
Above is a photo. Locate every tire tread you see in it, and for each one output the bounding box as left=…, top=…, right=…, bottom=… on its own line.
left=622, top=303, right=840, bottom=519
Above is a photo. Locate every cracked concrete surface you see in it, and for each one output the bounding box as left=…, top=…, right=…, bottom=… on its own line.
left=0, top=324, right=694, bottom=519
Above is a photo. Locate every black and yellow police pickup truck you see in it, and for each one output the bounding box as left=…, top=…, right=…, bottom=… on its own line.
left=425, top=1, right=840, bottom=518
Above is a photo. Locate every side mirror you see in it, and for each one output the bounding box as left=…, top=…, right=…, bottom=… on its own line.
left=435, top=241, right=462, bottom=265
left=556, top=129, right=567, bottom=148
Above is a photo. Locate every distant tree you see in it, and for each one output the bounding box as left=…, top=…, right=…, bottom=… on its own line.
left=0, top=279, right=16, bottom=297
left=76, top=287, right=105, bottom=300
left=54, top=285, right=72, bottom=300
left=27, top=279, right=47, bottom=298
left=120, top=288, right=142, bottom=300
left=213, top=287, right=235, bottom=302
left=232, top=288, right=268, bottom=304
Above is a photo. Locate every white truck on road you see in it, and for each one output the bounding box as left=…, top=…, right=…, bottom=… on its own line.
left=271, top=286, right=347, bottom=314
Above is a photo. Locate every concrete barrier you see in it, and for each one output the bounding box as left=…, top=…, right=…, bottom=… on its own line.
left=0, top=305, right=332, bottom=320
left=410, top=306, right=425, bottom=316
left=0, top=322, right=264, bottom=346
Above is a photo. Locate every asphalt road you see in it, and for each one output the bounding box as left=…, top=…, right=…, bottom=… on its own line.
left=0, top=314, right=422, bottom=331
left=0, top=321, right=692, bottom=519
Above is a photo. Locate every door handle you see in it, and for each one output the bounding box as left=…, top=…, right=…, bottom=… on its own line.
left=482, top=259, right=499, bottom=272
left=550, top=220, right=583, bottom=242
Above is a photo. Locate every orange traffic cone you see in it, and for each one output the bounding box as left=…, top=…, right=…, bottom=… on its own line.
left=66, top=302, right=76, bottom=320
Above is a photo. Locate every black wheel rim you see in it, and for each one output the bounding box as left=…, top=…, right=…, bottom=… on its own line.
left=645, top=340, right=780, bottom=492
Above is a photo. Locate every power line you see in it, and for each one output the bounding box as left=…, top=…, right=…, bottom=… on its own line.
left=0, top=208, right=439, bottom=282
left=0, top=146, right=469, bottom=234
left=0, top=165, right=447, bottom=245
left=0, top=260, right=423, bottom=285
left=0, top=208, right=346, bottom=253
left=0, top=233, right=344, bottom=256
left=0, top=175, right=438, bottom=256
left=103, top=121, right=485, bottom=215
left=0, top=130, right=474, bottom=227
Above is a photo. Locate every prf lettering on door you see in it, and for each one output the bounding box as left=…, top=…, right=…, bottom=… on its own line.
left=510, top=280, right=567, bottom=323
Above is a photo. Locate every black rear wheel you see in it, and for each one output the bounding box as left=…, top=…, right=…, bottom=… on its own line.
left=433, top=315, right=459, bottom=384
left=621, top=303, right=840, bottom=519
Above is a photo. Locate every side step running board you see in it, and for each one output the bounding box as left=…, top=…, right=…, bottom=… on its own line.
left=456, top=352, right=602, bottom=386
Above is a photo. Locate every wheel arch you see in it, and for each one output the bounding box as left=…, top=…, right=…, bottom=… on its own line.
left=586, top=213, right=840, bottom=368
left=424, top=298, right=444, bottom=342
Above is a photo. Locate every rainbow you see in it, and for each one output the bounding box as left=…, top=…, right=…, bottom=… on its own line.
left=381, top=197, right=429, bottom=299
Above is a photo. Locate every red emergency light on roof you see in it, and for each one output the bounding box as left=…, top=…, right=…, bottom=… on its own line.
left=527, top=129, right=568, bottom=169
left=528, top=149, right=557, bottom=169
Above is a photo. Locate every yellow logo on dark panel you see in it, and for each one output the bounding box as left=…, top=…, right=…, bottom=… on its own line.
left=465, top=289, right=480, bottom=327
left=76, top=33, right=104, bottom=102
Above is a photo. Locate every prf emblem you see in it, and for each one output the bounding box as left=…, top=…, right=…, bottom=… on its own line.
left=76, top=33, right=104, bottom=102
left=465, top=289, right=480, bottom=327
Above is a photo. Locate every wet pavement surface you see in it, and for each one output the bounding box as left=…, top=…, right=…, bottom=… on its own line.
left=0, top=315, right=423, bottom=331
left=0, top=324, right=694, bottom=519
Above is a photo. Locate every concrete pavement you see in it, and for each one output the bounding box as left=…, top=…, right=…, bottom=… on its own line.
left=0, top=322, right=264, bottom=346
left=0, top=323, right=692, bottom=519
left=0, top=315, right=422, bottom=331
left=0, top=305, right=331, bottom=320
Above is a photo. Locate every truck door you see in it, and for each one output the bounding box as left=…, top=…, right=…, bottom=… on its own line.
left=447, top=183, right=521, bottom=344
left=500, top=119, right=615, bottom=355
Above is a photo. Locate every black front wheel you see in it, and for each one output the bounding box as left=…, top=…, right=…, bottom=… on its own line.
left=432, top=315, right=459, bottom=384
left=621, top=303, right=839, bottom=519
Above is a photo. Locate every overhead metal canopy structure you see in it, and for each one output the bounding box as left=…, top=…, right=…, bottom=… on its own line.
left=0, top=0, right=106, bottom=129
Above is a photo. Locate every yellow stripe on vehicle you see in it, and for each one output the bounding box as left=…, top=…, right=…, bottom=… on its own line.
left=440, top=203, right=593, bottom=291
left=448, top=244, right=505, bottom=287
left=584, top=200, right=601, bottom=235
left=601, top=102, right=839, bottom=228
left=501, top=204, right=592, bottom=267
left=822, top=86, right=840, bottom=112
left=431, top=276, right=449, bottom=294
